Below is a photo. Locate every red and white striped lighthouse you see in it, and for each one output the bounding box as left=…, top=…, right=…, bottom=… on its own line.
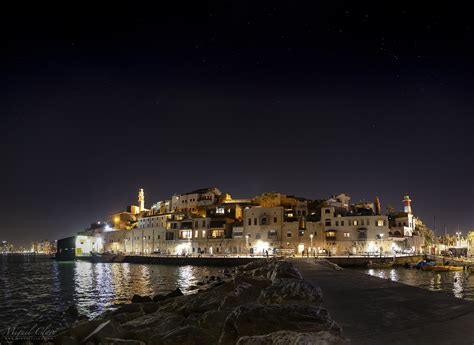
left=403, top=195, right=412, bottom=214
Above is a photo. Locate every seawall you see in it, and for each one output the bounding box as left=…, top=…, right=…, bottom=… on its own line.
left=77, top=255, right=264, bottom=267
left=325, top=255, right=423, bottom=267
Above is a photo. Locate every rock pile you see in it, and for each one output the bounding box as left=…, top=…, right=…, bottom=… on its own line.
left=53, top=259, right=348, bottom=345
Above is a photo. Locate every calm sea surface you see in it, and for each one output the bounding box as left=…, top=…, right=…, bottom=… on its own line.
left=0, top=255, right=222, bottom=333
left=359, top=267, right=474, bottom=300
left=3, top=256, right=474, bottom=335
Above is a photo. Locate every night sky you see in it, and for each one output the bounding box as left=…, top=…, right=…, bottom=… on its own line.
left=1, top=2, right=473, bottom=246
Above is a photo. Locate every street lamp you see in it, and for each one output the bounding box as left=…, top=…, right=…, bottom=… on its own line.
left=379, top=233, right=384, bottom=257
left=245, top=235, right=249, bottom=256
left=456, top=231, right=462, bottom=247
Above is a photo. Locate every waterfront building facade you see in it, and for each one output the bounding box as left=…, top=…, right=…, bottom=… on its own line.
left=65, top=188, right=428, bottom=257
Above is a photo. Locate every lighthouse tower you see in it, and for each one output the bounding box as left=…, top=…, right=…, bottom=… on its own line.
left=138, top=188, right=145, bottom=212
left=402, top=195, right=412, bottom=214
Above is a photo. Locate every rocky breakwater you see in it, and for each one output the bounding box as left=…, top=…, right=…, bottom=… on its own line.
left=53, top=259, right=348, bottom=345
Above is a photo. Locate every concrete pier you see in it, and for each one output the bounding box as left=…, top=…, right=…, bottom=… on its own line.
left=291, top=259, right=474, bottom=345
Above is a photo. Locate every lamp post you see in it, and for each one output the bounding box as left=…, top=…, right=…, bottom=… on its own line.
left=379, top=233, right=384, bottom=257
left=456, top=231, right=462, bottom=248
left=245, top=235, right=249, bottom=256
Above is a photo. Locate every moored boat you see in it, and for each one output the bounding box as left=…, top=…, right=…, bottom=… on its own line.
left=367, top=261, right=394, bottom=268
left=421, top=265, right=464, bottom=272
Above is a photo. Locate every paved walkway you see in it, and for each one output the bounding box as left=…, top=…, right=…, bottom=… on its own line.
left=290, top=259, right=474, bottom=345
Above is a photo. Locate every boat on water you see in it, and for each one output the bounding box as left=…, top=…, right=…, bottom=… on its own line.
left=421, top=265, right=464, bottom=272
left=367, top=261, right=394, bottom=268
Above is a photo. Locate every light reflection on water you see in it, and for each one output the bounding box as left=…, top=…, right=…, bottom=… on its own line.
left=362, top=267, right=473, bottom=300
left=0, top=256, right=223, bottom=332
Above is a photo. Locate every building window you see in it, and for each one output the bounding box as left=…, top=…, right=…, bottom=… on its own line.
left=202, top=230, right=206, bottom=237
left=254, top=218, right=257, bottom=225
left=361, top=220, right=364, bottom=226
left=366, top=219, right=370, bottom=226
left=377, top=220, right=384, bottom=227
left=325, top=209, right=330, bottom=214
left=202, top=220, right=206, bottom=227
left=341, top=221, right=344, bottom=226
left=216, top=207, right=225, bottom=214
left=325, top=220, right=331, bottom=226
left=248, top=218, right=251, bottom=226
left=268, top=230, right=277, bottom=238
left=273, top=217, right=277, bottom=223
left=256, top=234, right=261, bottom=239
left=325, top=231, right=336, bottom=239
left=353, top=220, right=358, bottom=226
left=261, top=217, right=267, bottom=225
left=195, top=221, right=198, bottom=228
left=343, top=232, right=350, bottom=238
left=194, top=230, right=198, bottom=238
left=335, top=221, right=339, bottom=226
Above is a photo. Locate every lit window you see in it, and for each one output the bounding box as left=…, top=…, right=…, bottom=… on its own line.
left=202, top=230, right=206, bottom=237
left=194, top=230, right=198, bottom=238
left=343, top=232, right=350, bottom=238
left=216, top=207, right=225, bottom=214
left=377, top=220, right=384, bottom=226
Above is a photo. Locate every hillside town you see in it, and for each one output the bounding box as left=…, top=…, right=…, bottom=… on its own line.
left=53, top=187, right=471, bottom=259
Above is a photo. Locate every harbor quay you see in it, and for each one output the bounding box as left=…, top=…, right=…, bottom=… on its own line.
left=292, top=259, right=474, bottom=345
left=74, top=253, right=425, bottom=267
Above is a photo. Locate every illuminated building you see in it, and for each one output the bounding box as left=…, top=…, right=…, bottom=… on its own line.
left=57, top=187, right=428, bottom=258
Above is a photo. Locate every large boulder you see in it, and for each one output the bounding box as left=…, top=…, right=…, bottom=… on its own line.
left=238, top=260, right=269, bottom=272
left=131, top=295, right=152, bottom=303
left=236, top=330, right=349, bottom=345
left=166, top=288, right=184, bottom=298
left=122, top=312, right=186, bottom=342
left=153, top=325, right=212, bottom=345
left=219, top=303, right=341, bottom=344
left=56, top=319, right=102, bottom=342
left=198, top=309, right=232, bottom=338
left=112, top=303, right=144, bottom=315
left=257, top=278, right=322, bottom=305
left=219, top=277, right=270, bottom=311
left=152, top=294, right=167, bottom=302
left=82, top=319, right=126, bottom=344
left=111, top=312, right=144, bottom=324
left=163, top=281, right=235, bottom=317
left=269, top=261, right=302, bottom=281
left=103, top=338, right=146, bottom=344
